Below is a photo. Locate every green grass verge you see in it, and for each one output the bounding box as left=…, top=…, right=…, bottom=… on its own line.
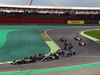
left=40, top=32, right=59, bottom=56
left=84, top=30, right=100, bottom=41
left=97, top=41, right=100, bottom=42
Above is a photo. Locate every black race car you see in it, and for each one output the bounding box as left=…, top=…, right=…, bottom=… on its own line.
left=64, top=44, right=73, bottom=50
left=11, top=57, right=36, bottom=65
left=60, top=37, right=66, bottom=42
left=79, top=41, right=86, bottom=46
left=22, top=57, right=36, bottom=64
left=74, top=36, right=81, bottom=41
left=11, top=60, right=24, bottom=65
left=64, top=41, right=71, bottom=46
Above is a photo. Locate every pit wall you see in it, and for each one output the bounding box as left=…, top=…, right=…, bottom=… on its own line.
left=0, top=17, right=99, bottom=24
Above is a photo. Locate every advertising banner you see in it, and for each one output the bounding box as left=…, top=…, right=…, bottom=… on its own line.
left=67, top=20, right=84, bottom=24
left=99, top=21, right=100, bottom=24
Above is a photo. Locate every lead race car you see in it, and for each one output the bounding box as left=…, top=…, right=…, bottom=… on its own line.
left=74, top=36, right=82, bottom=41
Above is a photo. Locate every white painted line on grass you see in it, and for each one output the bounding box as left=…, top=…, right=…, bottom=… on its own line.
left=80, top=29, right=100, bottom=43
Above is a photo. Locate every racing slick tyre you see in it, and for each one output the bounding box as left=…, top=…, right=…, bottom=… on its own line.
left=84, top=44, right=86, bottom=46
left=60, top=39, right=64, bottom=42
left=74, top=38, right=78, bottom=41
left=55, top=56, right=59, bottom=59
left=79, top=43, right=82, bottom=46
left=11, top=63, right=17, bottom=65
left=80, top=38, right=82, bottom=41
left=44, top=58, right=49, bottom=62
left=64, top=47, right=66, bottom=50
left=67, top=54, right=71, bottom=57
left=32, top=59, right=36, bottom=63
left=74, top=38, right=76, bottom=40
left=73, top=52, right=75, bottom=55
left=64, top=46, right=67, bottom=50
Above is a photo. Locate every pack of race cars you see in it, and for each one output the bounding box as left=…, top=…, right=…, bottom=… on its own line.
left=11, top=53, right=44, bottom=65
left=11, top=36, right=85, bottom=65
left=74, top=36, right=86, bottom=46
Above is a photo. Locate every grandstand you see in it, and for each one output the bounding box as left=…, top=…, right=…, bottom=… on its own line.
left=0, top=5, right=100, bottom=24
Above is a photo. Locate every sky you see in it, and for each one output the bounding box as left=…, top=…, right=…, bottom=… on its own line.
left=0, top=0, right=100, bottom=7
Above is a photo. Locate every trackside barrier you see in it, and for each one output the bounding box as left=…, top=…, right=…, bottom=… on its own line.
left=84, top=20, right=99, bottom=24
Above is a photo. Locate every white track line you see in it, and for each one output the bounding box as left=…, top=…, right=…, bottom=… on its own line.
left=80, top=29, right=100, bottom=44
left=45, top=29, right=61, bottom=49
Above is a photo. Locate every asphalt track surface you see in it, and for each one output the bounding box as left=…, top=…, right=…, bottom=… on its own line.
left=0, top=26, right=100, bottom=73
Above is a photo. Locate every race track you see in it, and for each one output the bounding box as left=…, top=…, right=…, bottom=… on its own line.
left=0, top=26, right=100, bottom=73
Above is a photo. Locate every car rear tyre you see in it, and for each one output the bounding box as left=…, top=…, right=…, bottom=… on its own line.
left=67, top=54, right=71, bottom=57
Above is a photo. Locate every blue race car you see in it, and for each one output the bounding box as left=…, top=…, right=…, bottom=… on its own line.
left=65, top=50, right=75, bottom=57
left=42, top=53, right=59, bottom=62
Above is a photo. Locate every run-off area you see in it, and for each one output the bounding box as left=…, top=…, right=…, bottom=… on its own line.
left=0, top=29, right=50, bottom=62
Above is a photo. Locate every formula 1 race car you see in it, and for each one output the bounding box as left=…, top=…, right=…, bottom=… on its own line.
left=22, top=57, right=36, bottom=64
left=60, top=37, right=66, bottom=42
left=65, top=49, right=75, bottom=57
left=79, top=41, right=86, bottom=46
left=64, top=40, right=71, bottom=46
left=64, top=44, right=73, bottom=50
left=11, top=60, right=24, bottom=65
left=74, top=36, right=81, bottom=41
left=42, top=53, right=59, bottom=62
left=11, top=57, right=36, bottom=65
